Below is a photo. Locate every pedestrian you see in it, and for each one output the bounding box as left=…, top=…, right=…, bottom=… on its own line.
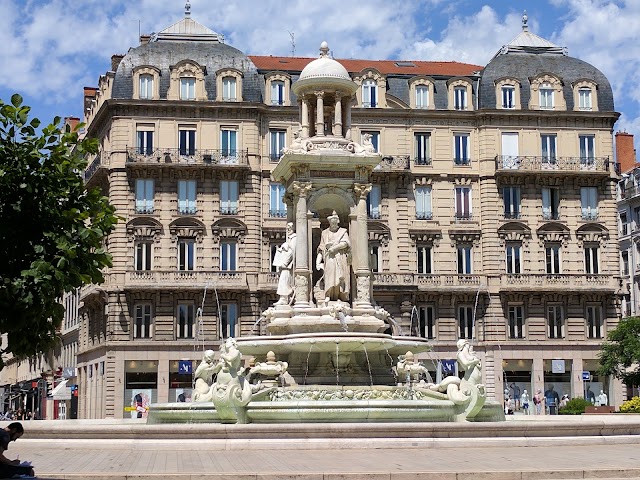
left=0, top=422, right=35, bottom=478
left=533, top=389, right=543, bottom=415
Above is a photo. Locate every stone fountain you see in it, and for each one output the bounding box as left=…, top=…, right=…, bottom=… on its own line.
left=147, top=42, right=504, bottom=424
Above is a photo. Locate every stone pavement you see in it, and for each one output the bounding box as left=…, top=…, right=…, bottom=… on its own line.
left=11, top=435, right=640, bottom=480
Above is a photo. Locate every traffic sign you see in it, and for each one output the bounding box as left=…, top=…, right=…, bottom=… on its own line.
left=582, top=371, right=591, bottom=381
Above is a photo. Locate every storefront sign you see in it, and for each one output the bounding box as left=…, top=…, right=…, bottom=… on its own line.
left=178, top=361, right=192, bottom=375
left=582, top=371, right=591, bottom=381
left=551, top=359, right=566, bottom=374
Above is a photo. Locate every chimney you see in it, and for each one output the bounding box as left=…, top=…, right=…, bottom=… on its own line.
left=83, top=87, right=98, bottom=113
left=616, top=131, right=637, bottom=173
left=111, top=54, right=125, bottom=72
left=140, top=34, right=151, bottom=45
left=64, top=117, right=80, bottom=132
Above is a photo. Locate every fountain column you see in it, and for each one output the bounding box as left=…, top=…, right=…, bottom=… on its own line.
left=315, top=91, right=325, bottom=136
left=301, top=97, right=310, bottom=138
left=345, top=99, right=352, bottom=141
left=353, top=183, right=373, bottom=307
left=293, top=181, right=313, bottom=307
left=333, top=94, right=343, bottom=137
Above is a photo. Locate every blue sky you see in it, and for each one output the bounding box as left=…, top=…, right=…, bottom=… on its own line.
left=1, top=0, right=640, bottom=143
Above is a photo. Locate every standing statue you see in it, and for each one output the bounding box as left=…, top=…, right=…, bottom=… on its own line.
left=273, top=223, right=297, bottom=305
left=315, top=211, right=351, bottom=303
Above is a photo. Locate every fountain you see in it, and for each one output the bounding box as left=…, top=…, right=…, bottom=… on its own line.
left=147, top=42, right=504, bottom=424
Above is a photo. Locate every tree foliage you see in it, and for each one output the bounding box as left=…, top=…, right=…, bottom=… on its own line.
left=598, top=316, right=640, bottom=387
left=0, top=94, right=117, bottom=365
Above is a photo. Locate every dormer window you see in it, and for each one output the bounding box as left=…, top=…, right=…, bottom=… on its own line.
left=579, top=88, right=592, bottom=110
left=539, top=84, right=554, bottom=110
left=416, top=86, right=429, bottom=109
left=502, top=85, right=515, bottom=109
left=573, top=80, right=598, bottom=112
left=222, top=77, right=237, bottom=101
left=454, top=86, right=467, bottom=110
left=362, top=79, right=377, bottom=108
left=180, top=77, right=196, bottom=100
left=271, top=80, right=285, bottom=105
left=139, top=74, right=153, bottom=100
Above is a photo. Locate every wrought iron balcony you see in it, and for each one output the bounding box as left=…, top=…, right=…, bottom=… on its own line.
left=414, top=157, right=432, bottom=166
left=416, top=212, right=433, bottom=220
left=126, top=148, right=249, bottom=167
left=376, top=155, right=409, bottom=171
left=454, top=158, right=471, bottom=166
left=495, top=155, right=613, bottom=174
left=269, top=209, right=287, bottom=218
left=220, top=207, right=238, bottom=215
left=84, top=152, right=107, bottom=182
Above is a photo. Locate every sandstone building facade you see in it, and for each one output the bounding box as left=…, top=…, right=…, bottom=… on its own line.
left=7, top=9, right=625, bottom=418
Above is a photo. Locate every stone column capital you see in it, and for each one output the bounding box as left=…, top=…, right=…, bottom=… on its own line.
left=293, top=181, right=313, bottom=198
left=314, top=90, right=325, bottom=98
left=353, top=183, right=372, bottom=201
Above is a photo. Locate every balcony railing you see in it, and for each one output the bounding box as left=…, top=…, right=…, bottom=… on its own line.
left=84, top=152, right=107, bottom=182
left=414, top=157, right=432, bottom=166
left=126, top=148, right=249, bottom=167
left=269, top=209, right=287, bottom=218
left=416, top=212, right=433, bottom=220
left=622, top=184, right=640, bottom=199
left=376, top=155, right=410, bottom=170
left=127, top=271, right=247, bottom=288
left=499, top=273, right=620, bottom=291
left=495, top=155, right=612, bottom=173
left=372, top=273, right=486, bottom=289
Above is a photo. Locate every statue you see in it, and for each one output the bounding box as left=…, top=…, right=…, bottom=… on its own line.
left=272, top=222, right=296, bottom=305
left=396, top=351, right=431, bottom=385
left=282, top=128, right=312, bottom=154
left=192, top=349, right=221, bottom=402
left=211, top=337, right=253, bottom=423
left=247, top=351, right=289, bottom=387
left=315, top=211, right=351, bottom=303
left=347, top=133, right=377, bottom=155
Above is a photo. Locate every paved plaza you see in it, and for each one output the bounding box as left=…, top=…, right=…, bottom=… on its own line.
left=7, top=417, right=640, bottom=480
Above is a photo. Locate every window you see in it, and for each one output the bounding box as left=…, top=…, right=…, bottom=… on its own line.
left=415, top=186, right=432, bottom=220
left=139, top=75, right=153, bottom=100
left=136, top=130, right=153, bottom=155
left=220, top=180, right=239, bottom=215
left=457, top=245, right=472, bottom=274
left=177, top=180, right=197, bottom=214
left=222, top=76, right=236, bottom=101
left=454, top=186, right=472, bottom=220
left=135, top=242, right=152, bottom=271
left=581, top=186, right=598, bottom=220
left=270, top=244, right=279, bottom=273
left=414, top=133, right=431, bottom=165
left=579, top=135, right=595, bottom=166
left=270, top=129, right=286, bottom=161
left=271, top=80, right=285, bottom=105
left=622, top=250, right=629, bottom=276
left=177, top=304, right=195, bottom=339
left=417, top=245, right=432, bottom=274
left=416, top=85, right=429, bottom=109
left=269, top=183, right=287, bottom=217
left=454, top=133, right=470, bottom=165
left=508, top=305, right=524, bottom=339
left=621, top=212, right=629, bottom=236
left=539, top=84, right=554, bottom=109
left=503, top=186, right=521, bottom=219
left=220, top=241, right=237, bottom=271
left=134, top=304, right=152, bottom=339
left=586, top=305, right=603, bottom=339
left=454, top=86, right=467, bottom=110
left=362, top=131, right=379, bottom=152
left=541, top=134, right=557, bottom=164
left=547, top=305, right=564, bottom=339
left=180, top=77, right=196, bottom=100
left=458, top=306, right=473, bottom=339
left=135, top=179, right=154, bottom=214
left=178, top=239, right=195, bottom=271
left=502, top=85, right=515, bottom=109
left=362, top=79, right=377, bottom=107
left=506, top=242, right=521, bottom=274
left=579, top=88, right=592, bottom=110
left=545, top=244, right=561, bottom=274
left=221, top=129, right=237, bottom=162
left=542, top=187, right=560, bottom=220
left=584, top=244, right=599, bottom=274
left=367, top=184, right=381, bottom=219
left=370, top=245, right=381, bottom=273
left=418, top=305, right=435, bottom=339
left=221, top=303, right=238, bottom=339
left=179, top=129, right=196, bottom=156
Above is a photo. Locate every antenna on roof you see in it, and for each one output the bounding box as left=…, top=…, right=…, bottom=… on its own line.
left=288, top=31, right=296, bottom=56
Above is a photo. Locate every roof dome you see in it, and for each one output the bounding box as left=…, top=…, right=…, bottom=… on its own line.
left=299, top=42, right=351, bottom=81
left=293, top=42, right=357, bottom=96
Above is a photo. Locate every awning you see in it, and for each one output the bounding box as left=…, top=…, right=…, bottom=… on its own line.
left=50, top=380, right=71, bottom=400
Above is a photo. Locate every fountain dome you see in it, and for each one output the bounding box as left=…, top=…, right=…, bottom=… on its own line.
left=294, top=42, right=357, bottom=96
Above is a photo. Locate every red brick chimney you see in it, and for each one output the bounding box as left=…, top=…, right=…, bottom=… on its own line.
left=616, top=131, right=637, bottom=173
left=111, top=54, right=125, bottom=72
left=83, top=87, right=98, bottom=113
left=64, top=117, right=80, bottom=132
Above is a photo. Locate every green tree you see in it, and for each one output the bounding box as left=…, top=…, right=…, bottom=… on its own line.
left=598, top=316, right=640, bottom=387
left=0, top=94, right=117, bottom=366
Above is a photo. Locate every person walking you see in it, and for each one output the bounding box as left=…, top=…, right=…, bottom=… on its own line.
left=0, top=422, right=35, bottom=478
